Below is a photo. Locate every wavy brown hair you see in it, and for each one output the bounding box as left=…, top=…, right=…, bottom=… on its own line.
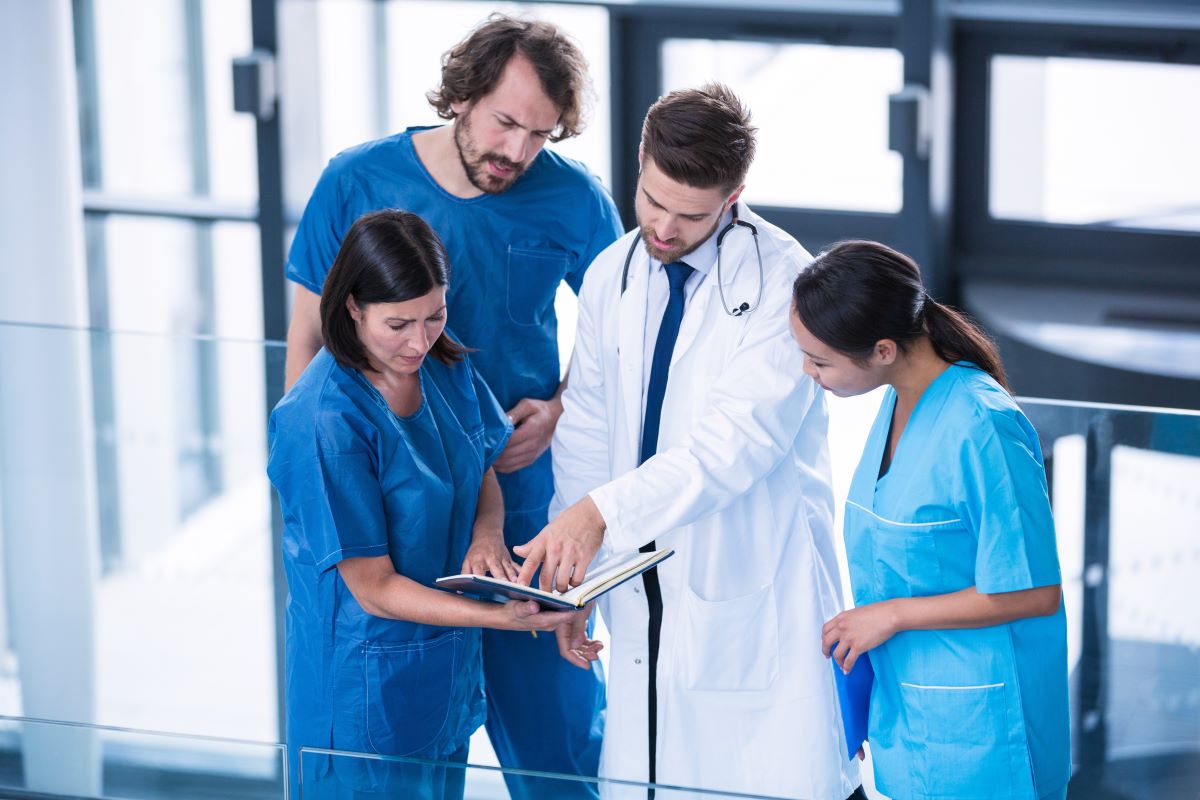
left=426, top=14, right=590, bottom=142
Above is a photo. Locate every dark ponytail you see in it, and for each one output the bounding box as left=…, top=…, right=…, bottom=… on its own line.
left=791, top=240, right=1009, bottom=391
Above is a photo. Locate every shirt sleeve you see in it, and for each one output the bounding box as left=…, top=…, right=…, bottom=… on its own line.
left=565, top=180, right=624, bottom=295
left=960, top=407, right=1063, bottom=594
left=466, top=355, right=514, bottom=471
left=269, top=410, right=391, bottom=571
left=285, top=158, right=350, bottom=295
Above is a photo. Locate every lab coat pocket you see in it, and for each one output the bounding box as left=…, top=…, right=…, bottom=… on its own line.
left=681, top=583, right=779, bottom=692
left=362, top=630, right=460, bottom=757
left=900, top=681, right=1016, bottom=799
left=506, top=246, right=569, bottom=327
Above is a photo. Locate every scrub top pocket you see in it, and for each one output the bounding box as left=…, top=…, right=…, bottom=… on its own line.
left=505, top=246, right=570, bottom=327
left=860, top=510, right=961, bottom=601
left=362, top=630, right=461, bottom=757
left=900, top=681, right=1019, bottom=799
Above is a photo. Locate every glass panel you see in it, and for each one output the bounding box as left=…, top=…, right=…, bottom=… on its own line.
left=1018, top=400, right=1200, bottom=795
left=989, top=55, right=1200, bottom=231
left=383, top=1, right=612, bottom=187
left=85, top=0, right=256, bottom=203
left=662, top=39, right=903, bottom=213
left=0, top=323, right=283, bottom=743
left=298, top=747, right=789, bottom=799
left=0, top=716, right=286, bottom=799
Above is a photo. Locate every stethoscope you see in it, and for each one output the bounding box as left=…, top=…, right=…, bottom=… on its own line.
left=620, top=202, right=765, bottom=317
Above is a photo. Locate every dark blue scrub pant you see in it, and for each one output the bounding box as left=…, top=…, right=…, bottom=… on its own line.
left=483, top=627, right=606, bottom=799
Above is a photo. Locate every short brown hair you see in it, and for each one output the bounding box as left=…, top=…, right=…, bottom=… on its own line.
left=426, top=14, right=590, bottom=142
left=641, top=82, right=757, bottom=193
left=320, top=210, right=466, bottom=372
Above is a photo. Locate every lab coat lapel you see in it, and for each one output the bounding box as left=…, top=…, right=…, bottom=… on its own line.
left=617, top=245, right=649, bottom=461
left=669, top=277, right=716, bottom=369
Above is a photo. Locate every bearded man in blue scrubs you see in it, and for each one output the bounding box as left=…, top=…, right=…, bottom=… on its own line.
left=283, top=15, right=621, bottom=798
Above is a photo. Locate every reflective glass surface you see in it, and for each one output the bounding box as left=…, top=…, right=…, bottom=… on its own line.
left=298, top=747, right=791, bottom=799
left=0, top=716, right=286, bottom=799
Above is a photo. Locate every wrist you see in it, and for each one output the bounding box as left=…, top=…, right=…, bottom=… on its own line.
left=547, top=393, right=564, bottom=423
left=472, top=524, right=505, bottom=544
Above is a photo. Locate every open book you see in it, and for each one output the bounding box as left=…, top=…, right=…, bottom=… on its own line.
left=436, top=548, right=674, bottom=610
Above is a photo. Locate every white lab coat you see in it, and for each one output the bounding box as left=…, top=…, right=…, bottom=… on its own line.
left=551, top=205, right=859, bottom=800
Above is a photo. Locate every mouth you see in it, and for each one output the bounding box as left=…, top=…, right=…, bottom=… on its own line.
left=486, top=159, right=517, bottom=178
left=397, top=354, right=424, bottom=365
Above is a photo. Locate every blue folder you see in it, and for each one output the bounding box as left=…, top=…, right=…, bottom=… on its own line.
left=831, top=650, right=874, bottom=759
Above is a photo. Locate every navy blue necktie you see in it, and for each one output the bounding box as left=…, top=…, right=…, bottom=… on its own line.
left=639, top=261, right=694, bottom=465
left=638, top=261, right=692, bottom=791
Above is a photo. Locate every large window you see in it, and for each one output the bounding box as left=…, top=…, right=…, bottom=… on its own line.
left=663, top=39, right=903, bottom=213
left=990, top=55, right=1200, bottom=231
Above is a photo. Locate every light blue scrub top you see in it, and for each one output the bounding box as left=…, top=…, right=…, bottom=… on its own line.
left=845, top=363, right=1070, bottom=800
left=267, top=348, right=512, bottom=770
left=286, top=127, right=623, bottom=546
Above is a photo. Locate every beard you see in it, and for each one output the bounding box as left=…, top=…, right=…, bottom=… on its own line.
left=638, top=215, right=722, bottom=265
left=453, top=109, right=527, bottom=194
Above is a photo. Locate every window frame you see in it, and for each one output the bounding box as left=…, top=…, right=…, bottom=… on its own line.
left=953, top=18, right=1200, bottom=293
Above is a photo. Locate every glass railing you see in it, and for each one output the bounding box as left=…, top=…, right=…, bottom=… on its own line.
left=0, top=320, right=1197, bottom=799
left=0, top=716, right=286, bottom=799
left=298, top=747, right=790, bottom=800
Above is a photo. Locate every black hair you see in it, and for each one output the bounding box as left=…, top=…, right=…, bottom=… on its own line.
left=320, top=210, right=466, bottom=372
left=791, top=240, right=1009, bottom=391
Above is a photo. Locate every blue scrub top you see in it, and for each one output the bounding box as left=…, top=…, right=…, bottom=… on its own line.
left=267, top=347, right=513, bottom=769
left=844, top=363, right=1070, bottom=800
left=286, top=127, right=624, bottom=546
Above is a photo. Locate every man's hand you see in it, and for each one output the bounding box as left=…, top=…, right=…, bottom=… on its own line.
left=556, top=605, right=603, bottom=669
left=513, top=496, right=606, bottom=592
left=461, top=527, right=517, bottom=581
left=493, top=397, right=562, bottom=474
left=821, top=600, right=901, bottom=673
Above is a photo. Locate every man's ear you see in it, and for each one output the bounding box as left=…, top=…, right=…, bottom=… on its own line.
left=449, top=96, right=472, bottom=117
left=874, top=339, right=898, bottom=366
left=725, top=184, right=746, bottom=212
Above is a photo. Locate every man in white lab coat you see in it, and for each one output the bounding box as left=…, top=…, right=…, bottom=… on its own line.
left=515, top=84, right=862, bottom=800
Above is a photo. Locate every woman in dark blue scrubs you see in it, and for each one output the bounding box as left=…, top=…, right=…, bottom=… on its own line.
left=267, top=210, right=590, bottom=798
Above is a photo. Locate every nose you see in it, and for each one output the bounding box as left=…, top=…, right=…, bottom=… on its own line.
left=407, top=324, right=431, bottom=354
left=654, top=215, right=678, bottom=243
left=802, top=356, right=819, bottom=381
left=499, top=128, right=530, bottom=164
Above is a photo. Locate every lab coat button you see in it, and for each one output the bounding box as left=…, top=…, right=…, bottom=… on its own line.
left=634, top=658, right=642, bottom=665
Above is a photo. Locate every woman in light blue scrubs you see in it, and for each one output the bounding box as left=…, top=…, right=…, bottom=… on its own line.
left=790, top=241, right=1070, bottom=800
left=267, top=210, right=589, bottom=799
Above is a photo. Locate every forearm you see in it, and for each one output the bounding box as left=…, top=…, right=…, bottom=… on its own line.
left=473, top=469, right=504, bottom=538
left=352, top=570, right=506, bottom=628
left=284, top=286, right=324, bottom=391
left=890, top=584, right=1062, bottom=632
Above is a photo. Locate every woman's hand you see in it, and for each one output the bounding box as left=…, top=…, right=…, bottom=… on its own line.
left=493, top=599, right=580, bottom=632
left=555, top=605, right=604, bottom=669
left=462, top=527, right=518, bottom=581
left=821, top=600, right=900, bottom=673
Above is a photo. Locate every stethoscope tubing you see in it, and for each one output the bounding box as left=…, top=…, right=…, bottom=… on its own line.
left=619, top=202, right=765, bottom=317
